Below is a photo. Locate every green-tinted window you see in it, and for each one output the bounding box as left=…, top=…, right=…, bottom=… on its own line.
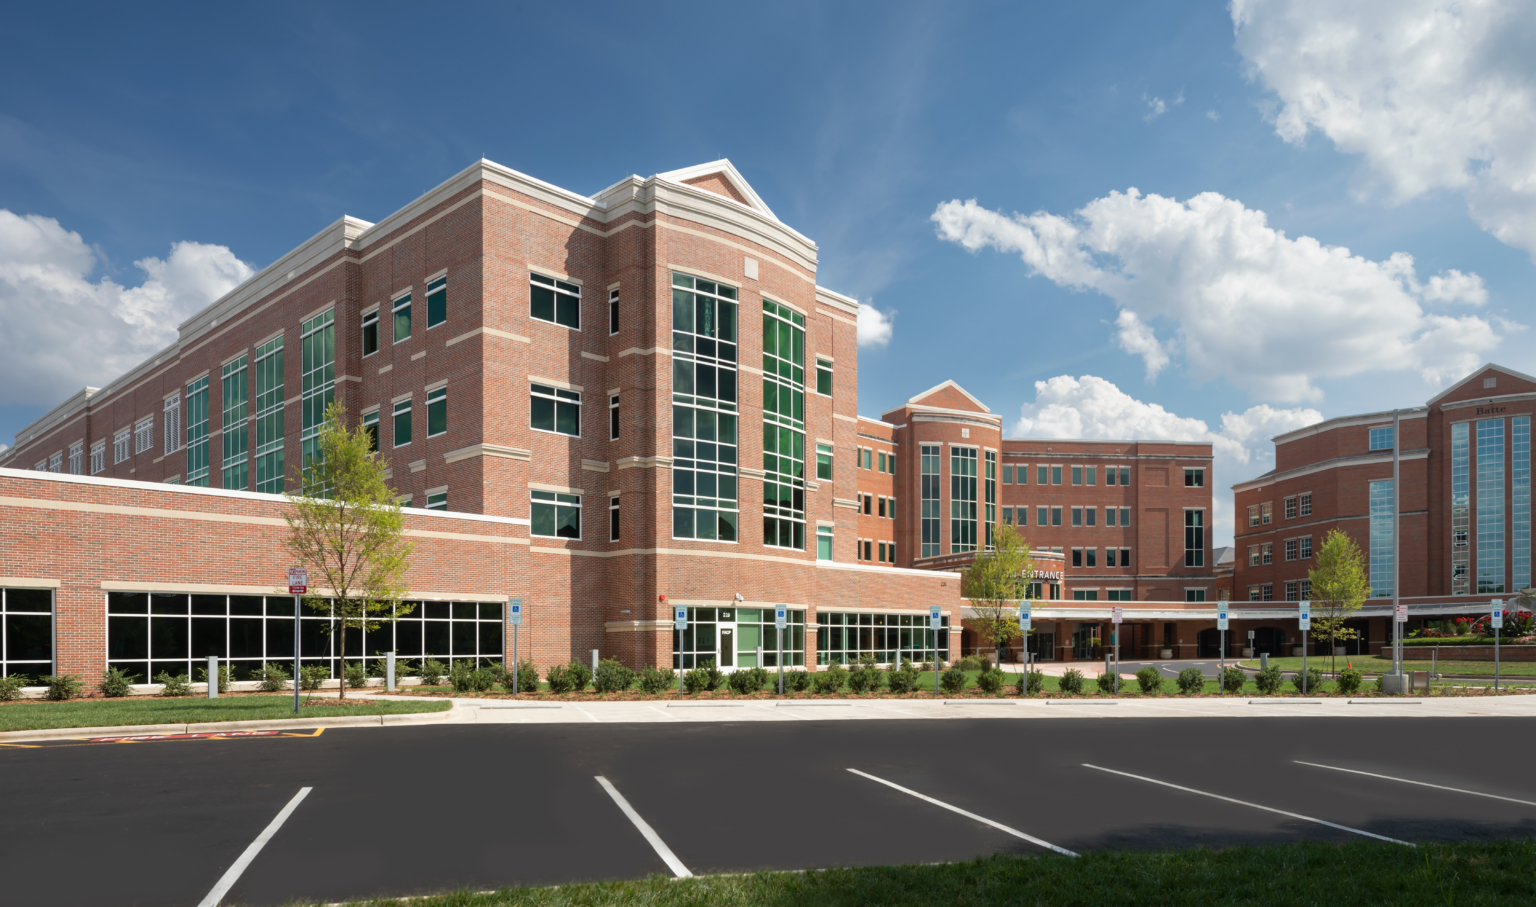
left=362, top=411, right=379, bottom=454
left=426, top=277, right=447, bottom=328
left=300, top=310, right=335, bottom=482
left=393, top=294, right=412, bottom=342
left=951, top=448, right=978, bottom=553
left=425, top=490, right=447, bottom=511
left=531, top=490, right=581, bottom=538
left=222, top=356, right=249, bottom=490
left=671, top=273, right=739, bottom=542
left=817, top=525, right=833, bottom=560
left=361, top=310, right=378, bottom=357
left=427, top=386, right=447, bottom=437
left=816, top=443, right=833, bottom=481
left=762, top=298, right=806, bottom=550
left=393, top=400, right=412, bottom=447
left=184, top=377, right=209, bottom=487
left=816, top=358, right=832, bottom=396
left=253, top=338, right=285, bottom=494
left=531, top=384, right=580, bottom=437
left=531, top=273, right=580, bottom=329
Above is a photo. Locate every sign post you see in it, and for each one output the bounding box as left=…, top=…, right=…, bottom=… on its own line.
left=1111, top=606, right=1123, bottom=693
left=775, top=606, right=787, bottom=695
left=1019, top=602, right=1032, bottom=691
left=1492, top=599, right=1504, bottom=692
left=288, top=567, right=308, bottom=716
left=1217, top=605, right=1229, bottom=695
left=930, top=606, right=942, bottom=694
left=508, top=598, right=523, bottom=697
left=1299, top=601, right=1311, bottom=694
left=1394, top=603, right=1409, bottom=680
left=674, top=605, right=688, bottom=694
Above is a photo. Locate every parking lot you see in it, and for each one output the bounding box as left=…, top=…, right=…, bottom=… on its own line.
left=5, top=715, right=1536, bottom=906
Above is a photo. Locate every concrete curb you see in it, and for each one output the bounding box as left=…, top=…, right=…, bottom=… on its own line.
left=0, top=703, right=456, bottom=744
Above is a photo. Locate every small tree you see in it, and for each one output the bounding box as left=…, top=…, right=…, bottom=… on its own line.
left=962, top=524, right=1035, bottom=665
left=284, top=402, right=414, bottom=700
left=1308, top=528, right=1370, bottom=677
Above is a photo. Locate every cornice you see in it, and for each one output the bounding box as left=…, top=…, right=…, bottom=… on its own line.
left=1272, top=407, right=1426, bottom=445
left=1232, top=448, right=1429, bottom=493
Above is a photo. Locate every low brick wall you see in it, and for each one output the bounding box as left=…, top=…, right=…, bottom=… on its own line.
left=1403, top=645, right=1536, bottom=661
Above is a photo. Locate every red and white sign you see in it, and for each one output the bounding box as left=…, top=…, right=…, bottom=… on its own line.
left=1394, top=604, right=1408, bottom=623
left=288, top=567, right=308, bottom=595
left=1111, top=605, right=1123, bottom=625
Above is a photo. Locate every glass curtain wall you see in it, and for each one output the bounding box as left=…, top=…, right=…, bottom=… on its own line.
left=254, top=337, right=285, bottom=493
left=1515, top=416, right=1531, bottom=592
left=0, top=588, right=53, bottom=683
left=222, top=355, right=249, bottom=490
left=671, top=274, right=739, bottom=541
left=762, top=299, right=806, bottom=550
left=1369, top=479, right=1394, bottom=597
left=105, top=592, right=503, bottom=682
left=984, top=450, right=997, bottom=549
left=672, top=607, right=805, bottom=670
left=300, top=310, right=335, bottom=482
left=1452, top=422, right=1470, bottom=594
left=920, top=444, right=941, bottom=557
left=1477, top=419, right=1505, bottom=593
left=185, top=377, right=209, bottom=486
left=950, top=448, right=977, bottom=553
left=816, top=612, right=951, bottom=666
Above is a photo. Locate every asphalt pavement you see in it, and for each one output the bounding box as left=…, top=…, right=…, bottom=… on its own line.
left=5, top=717, right=1536, bottom=906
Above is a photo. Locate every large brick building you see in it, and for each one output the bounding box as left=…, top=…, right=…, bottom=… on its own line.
left=0, top=159, right=1226, bottom=685
left=1231, top=363, right=1531, bottom=656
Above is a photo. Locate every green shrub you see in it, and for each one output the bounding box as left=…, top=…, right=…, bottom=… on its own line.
left=1371, top=674, right=1386, bottom=694
left=256, top=663, right=291, bottom=692
left=637, top=666, right=675, bottom=694
left=197, top=664, right=233, bottom=694
left=340, top=662, right=366, bottom=691
left=418, top=659, right=448, bottom=686
left=1335, top=668, right=1362, bottom=694
left=918, top=662, right=934, bottom=673
left=783, top=669, right=812, bottom=692
left=42, top=673, right=83, bottom=701
left=940, top=665, right=968, bottom=694
left=99, top=666, right=139, bottom=698
left=1177, top=667, right=1205, bottom=694
left=887, top=661, right=920, bottom=693
left=0, top=674, right=25, bottom=701
left=812, top=664, right=847, bottom=694
left=505, top=659, right=539, bottom=692
left=1095, top=670, right=1119, bottom=694
left=1221, top=667, right=1246, bottom=693
left=1018, top=670, right=1046, bottom=695
left=747, top=666, right=771, bottom=691
left=957, top=653, right=993, bottom=672
left=299, top=665, right=329, bottom=691
left=546, top=662, right=592, bottom=693
left=847, top=655, right=885, bottom=693
left=680, top=659, right=722, bottom=693
left=449, top=661, right=497, bottom=693
left=1292, top=667, right=1326, bottom=693
left=594, top=659, right=637, bottom=694
left=369, top=657, right=413, bottom=680
left=1059, top=668, right=1085, bottom=694
left=975, top=669, right=1004, bottom=694
left=726, top=668, right=761, bottom=695
left=155, top=672, right=191, bottom=697
left=1254, top=666, right=1284, bottom=695
left=1136, top=666, right=1163, bottom=694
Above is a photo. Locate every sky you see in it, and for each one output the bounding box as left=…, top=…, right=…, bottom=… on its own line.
left=2, top=1, right=1533, bottom=546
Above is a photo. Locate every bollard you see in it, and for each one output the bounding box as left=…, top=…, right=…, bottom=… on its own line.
left=757, top=645, right=763, bottom=673
left=1260, top=652, right=1269, bottom=672
left=207, top=655, right=219, bottom=699
left=592, top=649, right=599, bottom=684
left=387, top=651, right=397, bottom=692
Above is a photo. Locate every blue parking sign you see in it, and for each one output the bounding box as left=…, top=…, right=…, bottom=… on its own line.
left=674, top=605, right=688, bottom=631
left=508, top=598, right=523, bottom=627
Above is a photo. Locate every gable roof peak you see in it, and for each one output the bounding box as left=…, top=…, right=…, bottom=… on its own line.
left=906, top=379, right=991, bottom=413
left=1426, top=362, right=1536, bottom=406
left=654, top=160, right=778, bottom=221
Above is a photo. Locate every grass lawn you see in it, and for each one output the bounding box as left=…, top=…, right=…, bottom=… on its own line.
left=1239, top=655, right=1536, bottom=677
left=0, top=694, right=451, bottom=732
left=303, top=840, right=1536, bottom=907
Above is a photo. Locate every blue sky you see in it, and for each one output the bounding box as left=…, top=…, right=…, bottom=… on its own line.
left=2, top=1, right=1533, bottom=544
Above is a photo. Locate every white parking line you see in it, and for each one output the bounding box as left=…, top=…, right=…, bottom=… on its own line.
left=1296, top=761, right=1536, bottom=808
left=847, top=768, right=1077, bottom=856
left=595, top=776, right=692, bottom=878
left=645, top=705, right=683, bottom=721
left=197, top=787, right=312, bottom=907
left=1083, top=764, right=1412, bottom=846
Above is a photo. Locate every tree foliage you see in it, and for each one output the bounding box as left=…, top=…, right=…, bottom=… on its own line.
left=962, top=524, right=1035, bottom=660
left=284, top=402, right=414, bottom=699
left=1308, top=528, right=1370, bottom=676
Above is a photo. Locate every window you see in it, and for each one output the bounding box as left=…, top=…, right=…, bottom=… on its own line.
left=877, top=496, right=886, bottom=518
left=163, top=394, right=181, bottom=453
left=862, top=494, right=872, bottom=515
left=1285, top=538, right=1298, bottom=562
left=609, top=287, right=620, bottom=335
left=1186, top=589, right=1206, bottom=603
left=951, top=448, right=978, bottom=553
left=392, top=293, right=412, bottom=342
left=762, top=298, right=806, bottom=550
left=393, top=399, right=413, bottom=447
left=1017, top=463, right=1027, bottom=485
left=114, top=430, right=130, bottom=465
left=1452, top=422, right=1470, bottom=595
left=1184, top=468, right=1203, bottom=487
left=531, top=272, right=580, bottom=329
left=1248, top=505, right=1260, bottom=527
left=862, top=539, right=873, bottom=561
left=253, top=336, right=285, bottom=494
left=1105, top=467, right=1117, bottom=486
left=134, top=417, right=154, bottom=455
left=1516, top=416, right=1531, bottom=592
left=817, top=525, right=833, bottom=560
left=1369, top=426, right=1394, bottom=451
left=222, top=355, right=249, bottom=491
left=672, top=272, right=740, bottom=542
left=1258, top=502, right=1271, bottom=524
left=531, top=490, right=581, bottom=538
left=90, top=441, right=105, bottom=475
left=1262, top=584, right=1274, bottom=602
left=609, top=495, right=621, bottom=541
left=1107, top=590, right=1132, bottom=601
left=1261, top=542, right=1273, bottom=565
left=879, top=452, right=888, bottom=473
left=888, top=453, right=896, bottom=475
left=1051, top=506, right=1062, bottom=526
left=300, top=310, right=336, bottom=480
left=185, top=378, right=209, bottom=487
left=1249, top=586, right=1262, bottom=602
left=1072, top=590, right=1098, bottom=601
left=362, top=411, right=379, bottom=454
left=68, top=442, right=82, bottom=476
left=419, top=386, right=446, bottom=437
left=1120, top=548, right=1131, bottom=567
left=531, top=383, right=580, bottom=436
left=609, top=394, right=620, bottom=441
left=47, top=453, right=61, bottom=473
left=878, top=541, right=888, bottom=563
left=1000, top=465, right=1012, bottom=485
left=1184, top=510, right=1205, bottom=567
left=1285, top=581, right=1299, bottom=601
left=1087, top=466, right=1098, bottom=486
left=1371, top=478, right=1397, bottom=597
left=1037, top=465, right=1048, bottom=485
left=1085, top=548, right=1097, bottom=567
left=1105, top=548, right=1116, bottom=567
left=816, top=358, right=832, bottom=396
left=1051, top=465, right=1062, bottom=485
left=1477, top=420, right=1506, bottom=594
left=1072, top=466, right=1082, bottom=485
left=1249, top=546, right=1261, bottom=567
left=0, top=587, right=54, bottom=683
left=361, top=309, right=379, bottom=357
left=816, top=610, right=943, bottom=667
left=1300, top=579, right=1312, bottom=599
left=921, top=443, right=941, bottom=557
left=1002, top=507, right=1013, bottom=526
left=425, top=491, right=447, bottom=511
left=984, top=450, right=997, bottom=547
left=1118, top=507, right=1130, bottom=526
left=1072, top=507, right=1083, bottom=527
left=816, top=443, right=832, bottom=481
left=1299, top=492, right=1311, bottom=516
left=1086, top=507, right=1096, bottom=527
left=1072, top=548, right=1082, bottom=567
left=1300, top=536, right=1312, bottom=559
left=1284, top=496, right=1297, bottom=520
left=426, top=276, right=447, bottom=328
left=1016, top=505, right=1028, bottom=526
left=1106, top=508, right=1117, bottom=527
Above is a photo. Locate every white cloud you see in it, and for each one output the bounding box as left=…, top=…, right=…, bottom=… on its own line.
left=1144, top=91, right=1184, bottom=122
left=1012, top=374, right=1322, bottom=544
left=1233, top=0, right=1536, bottom=258
left=857, top=300, right=895, bottom=347
left=0, top=210, right=254, bottom=407
left=932, top=190, right=1503, bottom=402
left=1206, top=110, right=1220, bottom=122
